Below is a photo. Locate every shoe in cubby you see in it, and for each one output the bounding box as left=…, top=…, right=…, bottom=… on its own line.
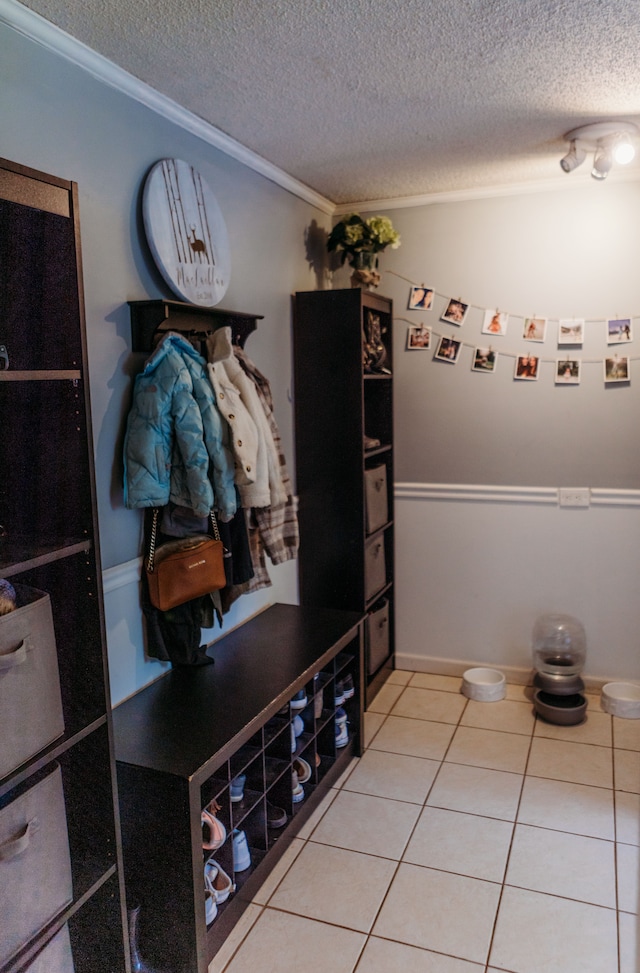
left=266, top=801, right=288, bottom=829
left=335, top=706, right=348, bottom=726
left=342, top=674, right=355, bottom=700
left=293, top=755, right=312, bottom=784
left=204, top=857, right=235, bottom=904
left=232, top=829, right=252, bottom=872
left=202, top=801, right=227, bottom=851
left=290, top=689, right=307, bottom=711
left=230, top=774, right=246, bottom=804
left=313, top=672, right=326, bottom=720
left=205, top=887, right=217, bottom=925
left=292, top=768, right=305, bottom=804
left=335, top=721, right=349, bottom=749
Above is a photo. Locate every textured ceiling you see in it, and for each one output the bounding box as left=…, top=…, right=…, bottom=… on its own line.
left=17, top=0, right=640, bottom=204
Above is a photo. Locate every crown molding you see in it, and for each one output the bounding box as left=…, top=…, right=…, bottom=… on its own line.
left=0, top=0, right=335, bottom=215
left=334, top=167, right=640, bottom=214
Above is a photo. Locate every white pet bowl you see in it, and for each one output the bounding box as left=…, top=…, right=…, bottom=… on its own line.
left=601, top=682, right=640, bottom=719
left=462, top=667, right=506, bottom=702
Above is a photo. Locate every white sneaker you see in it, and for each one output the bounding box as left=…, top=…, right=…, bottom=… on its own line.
left=204, top=857, right=235, bottom=904
left=205, top=885, right=218, bottom=924
left=292, top=769, right=305, bottom=803
left=335, top=723, right=349, bottom=748
left=290, top=689, right=308, bottom=711
left=293, top=756, right=312, bottom=784
left=232, top=829, right=251, bottom=872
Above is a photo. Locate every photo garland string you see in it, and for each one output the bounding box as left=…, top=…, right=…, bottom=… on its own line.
left=389, top=270, right=637, bottom=386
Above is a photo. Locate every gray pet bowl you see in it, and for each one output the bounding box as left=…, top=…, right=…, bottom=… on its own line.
left=533, top=689, right=588, bottom=726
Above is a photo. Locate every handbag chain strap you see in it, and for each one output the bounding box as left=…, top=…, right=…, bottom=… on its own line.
left=147, top=507, right=221, bottom=574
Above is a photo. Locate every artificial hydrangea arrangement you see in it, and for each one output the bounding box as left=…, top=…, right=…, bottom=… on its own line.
left=326, top=213, right=401, bottom=270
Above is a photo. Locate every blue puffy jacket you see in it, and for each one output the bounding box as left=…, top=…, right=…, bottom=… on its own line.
left=123, top=333, right=237, bottom=520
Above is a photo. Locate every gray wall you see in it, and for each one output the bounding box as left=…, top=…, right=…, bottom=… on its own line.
left=337, top=187, right=640, bottom=682
left=347, top=187, right=640, bottom=489
left=4, top=12, right=640, bottom=694
left=1, top=19, right=327, bottom=701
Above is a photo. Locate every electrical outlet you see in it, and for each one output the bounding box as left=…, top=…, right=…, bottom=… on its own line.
left=559, top=487, right=590, bottom=507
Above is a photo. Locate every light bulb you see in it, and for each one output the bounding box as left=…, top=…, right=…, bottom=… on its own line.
left=591, top=145, right=612, bottom=180
left=613, top=137, right=635, bottom=165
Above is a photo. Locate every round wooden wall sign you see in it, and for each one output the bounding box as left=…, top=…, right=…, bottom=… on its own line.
left=142, top=159, right=231, bottom=307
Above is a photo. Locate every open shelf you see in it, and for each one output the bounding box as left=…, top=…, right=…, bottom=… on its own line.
left=293, top=289, right=396, bottom=705
left=0, top=157, right=128, bottom=973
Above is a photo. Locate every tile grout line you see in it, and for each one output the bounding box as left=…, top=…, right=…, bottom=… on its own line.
left=351, top=683, right=472, bottom=971
left=612, top=732, right=622, bottom=973
left=480, top=699, right=538, bottom=970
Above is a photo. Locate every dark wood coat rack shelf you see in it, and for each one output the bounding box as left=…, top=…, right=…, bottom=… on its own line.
left=128, top=299, right=264, bottom=353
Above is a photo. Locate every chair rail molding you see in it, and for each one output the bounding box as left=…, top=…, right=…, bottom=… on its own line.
left=395, top=482, right=640, bottom=507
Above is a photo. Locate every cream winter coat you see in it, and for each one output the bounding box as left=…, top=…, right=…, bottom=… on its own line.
left=206, top=328, right=287, bottom=509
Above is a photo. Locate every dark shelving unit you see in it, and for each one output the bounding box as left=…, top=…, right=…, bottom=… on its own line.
left=293, top=288, right=395, bottom=706
left=0, top=158, right=129, bottom=972
left=114, top=603, right=363, bottom=973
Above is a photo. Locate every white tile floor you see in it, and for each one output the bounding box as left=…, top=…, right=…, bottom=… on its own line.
left=209, top=670, right=640, bottom=973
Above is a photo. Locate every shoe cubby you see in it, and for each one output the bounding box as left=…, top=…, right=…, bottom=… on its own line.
left=114, top=603, right=364, bottom=972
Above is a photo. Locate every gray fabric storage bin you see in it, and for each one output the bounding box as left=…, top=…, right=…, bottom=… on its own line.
left=364, top=536, right=386, bottom=602
left=366, top=600, right=390, bottom=676
left=0, top=763, right=73, bottom=966
left=0, top=585, right=65, bottom=778
left=364, top=464, right=388, bottom=534
left=25, top=924, right=75, bottom=973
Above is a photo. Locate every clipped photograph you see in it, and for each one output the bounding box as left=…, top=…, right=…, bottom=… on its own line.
left=441, top=297, right=469, bottom=326
left=607, top=317, right=632, bottom=343
left=482, top=308, right=508, bottom=336
left=604, top=354, right=630, bottom=383
left=514, top=354, right=539, bottom=380
left=434, top=334, right=462, bottom=364
left=408, top=285, right=434, bottom=310
left=471, top=346, right=497, bottom=373
left=558, top=319, right=584, bottom=345
left=555, top=359, right=581, bottom=384
left=523, top=317, right=547, bottom=342
left=406, top=324, right=431, bottom=349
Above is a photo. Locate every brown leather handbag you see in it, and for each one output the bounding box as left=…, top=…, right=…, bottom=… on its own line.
left=145, top=508, right=226, bottom=611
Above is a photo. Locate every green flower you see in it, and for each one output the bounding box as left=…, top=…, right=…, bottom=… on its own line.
left=344, top=223, right=365, bottom=246
left=366, top=216, right=401, bottom=250
left=326, top=212, right=400, bottom=267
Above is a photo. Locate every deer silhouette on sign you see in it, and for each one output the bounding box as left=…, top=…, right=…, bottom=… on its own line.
left=189, top=225, right=209, bottom=263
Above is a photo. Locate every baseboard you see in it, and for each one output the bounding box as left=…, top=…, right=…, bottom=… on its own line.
left=394, top=650, right=616, bottom=694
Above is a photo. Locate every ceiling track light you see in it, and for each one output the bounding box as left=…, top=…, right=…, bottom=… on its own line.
left=559, top=121, right=639, bottom=181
